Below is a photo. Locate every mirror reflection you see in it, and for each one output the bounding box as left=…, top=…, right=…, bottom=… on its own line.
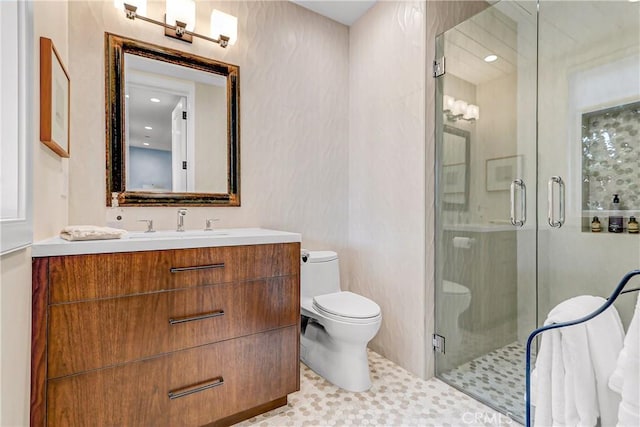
left=106, top=33, right=240, bottom=206
left=125, top=54, right=228, bottom=193
left=442, top=125, right=470, bottom=210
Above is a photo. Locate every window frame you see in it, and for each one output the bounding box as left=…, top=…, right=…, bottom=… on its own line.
left=1, top=0, right=33, bottom=255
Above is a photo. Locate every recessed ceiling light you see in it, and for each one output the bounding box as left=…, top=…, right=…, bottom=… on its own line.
left=144, top=126, right=152, bottom=130
left=629, top=0, right=639, bottom=3
left=150, top=98, right=160, bottom=103
left=484, top=54, right=498, bottom=63
left=125, top=94, right=129, bottom=98
left=143, top=142, right=150, bottom=146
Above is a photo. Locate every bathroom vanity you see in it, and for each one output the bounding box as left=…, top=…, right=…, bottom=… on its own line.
left=30, top=229, right=301, bottom=426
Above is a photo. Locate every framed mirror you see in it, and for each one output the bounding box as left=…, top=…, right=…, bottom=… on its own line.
left=105, top=33, right=240, bottom=206
left=442, top=125, right=470, bottom=210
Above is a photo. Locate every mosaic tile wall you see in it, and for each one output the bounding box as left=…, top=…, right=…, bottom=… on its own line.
left=582, top=101, right=640, bottom=211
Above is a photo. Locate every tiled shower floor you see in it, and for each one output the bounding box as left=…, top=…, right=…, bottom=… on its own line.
left=440, top=342, right=526, bottom=423
left=239, top=350, right=517, bottom=426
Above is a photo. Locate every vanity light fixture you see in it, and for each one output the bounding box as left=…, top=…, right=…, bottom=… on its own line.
left=443, top=95, right=479, bottom=122
left=118, top=0, right=237, bottom=48
left=165, top=0, right=196, bottom=41
left=211, top=10, right=238, bottom=46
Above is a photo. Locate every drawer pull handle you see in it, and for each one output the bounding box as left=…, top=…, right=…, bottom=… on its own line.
left=169, top=310, right=225, bottom=325
left=168, top=377, right=224, bottom=400
left=170, top=263, right=225, bottom=273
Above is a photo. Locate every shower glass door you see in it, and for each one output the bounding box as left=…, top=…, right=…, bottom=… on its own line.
left=435, top=0, right=640, bottom=423
left=434, top=1, right=537, bottom=422
left=536, top=0, right=640, bottom=338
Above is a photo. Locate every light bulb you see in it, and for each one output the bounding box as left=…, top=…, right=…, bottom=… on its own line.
left=210, top=10, right=238, bottom=46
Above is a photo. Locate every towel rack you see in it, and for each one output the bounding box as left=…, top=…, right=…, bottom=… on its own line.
left=524, top=269, right=640, bottom=427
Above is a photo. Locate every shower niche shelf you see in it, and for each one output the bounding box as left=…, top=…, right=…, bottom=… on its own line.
left=581, top=210, right=640, bottom=234
left=581, top=101, right=640, bottom=226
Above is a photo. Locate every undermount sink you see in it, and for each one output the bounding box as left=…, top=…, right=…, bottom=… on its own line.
left=127, top=230, right=229, bottom=239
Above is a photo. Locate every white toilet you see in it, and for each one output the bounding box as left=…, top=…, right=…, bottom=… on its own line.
left=300, top=250, right=382, bottom=392
left=440, top=280, right=472, bottom=351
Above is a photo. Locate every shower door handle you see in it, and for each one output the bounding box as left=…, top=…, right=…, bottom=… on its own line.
left=510, top=179, right=526, bottom=227
left=547, top=176, right=565, bottom=228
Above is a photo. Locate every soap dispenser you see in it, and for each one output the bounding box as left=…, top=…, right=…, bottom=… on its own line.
left=608, top=194, right=623, bottom=233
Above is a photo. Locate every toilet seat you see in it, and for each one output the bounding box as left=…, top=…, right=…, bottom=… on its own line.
left=443, top=280, right=470, bottom=295
left=312, top=291, right=381, bottom=324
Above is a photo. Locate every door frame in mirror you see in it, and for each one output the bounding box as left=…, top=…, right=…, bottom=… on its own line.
left=105, top=33, right=240, bottom=206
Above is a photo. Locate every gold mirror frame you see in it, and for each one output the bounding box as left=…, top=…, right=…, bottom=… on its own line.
left=105, top=33, right=240, bottom=206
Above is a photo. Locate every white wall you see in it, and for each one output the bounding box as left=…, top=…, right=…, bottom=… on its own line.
left=0, top=249, right=33, bottom=427
left=348, top=1, right=426, bottom=378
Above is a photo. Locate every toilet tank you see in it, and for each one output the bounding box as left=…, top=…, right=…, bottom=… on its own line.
left=300, top=250, right=341, bottom=299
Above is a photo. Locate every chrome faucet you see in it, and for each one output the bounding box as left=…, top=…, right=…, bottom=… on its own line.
left=177, top=209, right=187, bottom=231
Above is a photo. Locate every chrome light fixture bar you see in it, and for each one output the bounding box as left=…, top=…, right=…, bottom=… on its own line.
left=443, top=95, right=479, bottom=123
left=123, top=3, right=231, bottom=47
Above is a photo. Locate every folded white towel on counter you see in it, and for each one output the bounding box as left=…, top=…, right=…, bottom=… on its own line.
left=609, top=292, right=640, bottom=427
left=532, top=295, right=625, bottom=427
left=60, top=225, right=127, bottom=241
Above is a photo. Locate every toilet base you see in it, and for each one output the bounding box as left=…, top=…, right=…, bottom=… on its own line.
left=300, top=321, right=372, bottom=392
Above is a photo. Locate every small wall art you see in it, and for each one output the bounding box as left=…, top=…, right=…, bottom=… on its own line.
left=486, top=155, right=522, bottom=192
left=40, top=37, right=70, bottom=158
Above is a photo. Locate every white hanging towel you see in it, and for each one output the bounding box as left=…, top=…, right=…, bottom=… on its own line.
left=609, top=292, right=640, bottom=427
left=531, top=295, right=625, bottom=427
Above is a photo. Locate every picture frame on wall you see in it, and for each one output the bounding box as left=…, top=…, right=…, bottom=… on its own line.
left=40, top=37, right=70, bottom=158
left=486, top=155, right=522, bottom=192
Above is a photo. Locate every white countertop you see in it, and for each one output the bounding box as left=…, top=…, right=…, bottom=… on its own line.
left=32, top=228, right=302, bottom=257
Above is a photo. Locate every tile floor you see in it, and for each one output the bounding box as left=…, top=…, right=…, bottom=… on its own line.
left=440, top=342, right=526, bottom=422
left=239, top=350, right=520, bottom=427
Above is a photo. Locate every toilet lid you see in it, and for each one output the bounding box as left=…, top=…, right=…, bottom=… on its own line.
left=313, top=291, right=381, bottom=319
left=306, top=251, right=338, bottom=263
left=443, top=280, right=470, bottom=295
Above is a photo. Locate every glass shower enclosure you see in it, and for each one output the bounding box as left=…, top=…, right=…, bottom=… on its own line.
left=434, top=1, right=640, bottom=423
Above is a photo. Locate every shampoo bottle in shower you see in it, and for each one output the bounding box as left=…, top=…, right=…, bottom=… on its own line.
left=608, top=194, right=623, bottom=233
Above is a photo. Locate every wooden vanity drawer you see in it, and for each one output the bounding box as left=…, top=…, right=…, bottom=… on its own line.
left=48, top=242, right=300, bottom=303
left=48, top=275, right=299, bottom=378
left=46, top=326, right=299, bottom=427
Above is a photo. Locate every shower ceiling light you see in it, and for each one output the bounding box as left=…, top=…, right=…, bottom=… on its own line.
left=484, top=54, right=498, bottom=63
